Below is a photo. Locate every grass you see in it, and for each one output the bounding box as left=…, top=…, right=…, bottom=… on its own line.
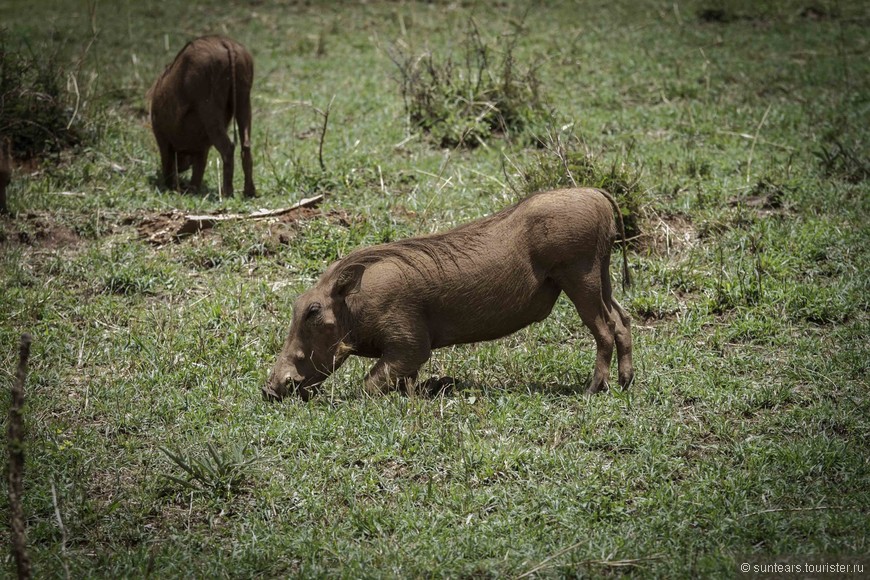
left=1, top=0, right=869, bottom=577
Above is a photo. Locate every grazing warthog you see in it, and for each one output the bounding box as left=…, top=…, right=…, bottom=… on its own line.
left=0, top=142, right=10, bottom=215
left=148, top=35, right=255, bottom=197
left=265, top=187, right=634, bottom=401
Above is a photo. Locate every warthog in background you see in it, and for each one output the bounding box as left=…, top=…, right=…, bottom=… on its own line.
left=0, top=142, right=10, bottom=215
left=148, top=35, right=255, bottom=197
left=265, top=187, right=633, bottom=401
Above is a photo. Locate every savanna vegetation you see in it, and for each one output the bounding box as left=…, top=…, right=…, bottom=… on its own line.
left=1, top=0, right=868, bottom=577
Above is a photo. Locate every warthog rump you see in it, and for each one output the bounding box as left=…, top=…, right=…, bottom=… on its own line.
left=148, top=35, right=255, bottom=197
left=266, top=188, right=633, bottom=400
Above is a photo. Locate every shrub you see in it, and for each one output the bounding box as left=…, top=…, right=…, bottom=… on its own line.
left=389, top=20, right=551, bottom=148
left=0, top=29, right=84, bottom=159
left=814, top=137, right=869, bottom=184
left=516, top=131, right=645, bottom=241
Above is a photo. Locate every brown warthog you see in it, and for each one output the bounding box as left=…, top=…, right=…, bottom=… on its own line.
left=148, top=35, right=255, bottom=197
left=265, top=188, right=634, bottom=401
left=0, top=142, right=10, bottom=215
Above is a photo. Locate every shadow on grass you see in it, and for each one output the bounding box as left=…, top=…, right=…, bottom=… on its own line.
left=147, top=173, right=224, bottom=201
left=408, top=375, right=602, bottom=399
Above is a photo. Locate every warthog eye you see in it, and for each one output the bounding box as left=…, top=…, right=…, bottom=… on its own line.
left=305, top=303, right=322, bottom=322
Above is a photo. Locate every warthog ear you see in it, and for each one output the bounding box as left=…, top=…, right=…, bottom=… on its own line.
left=333, top=264, right=365, bottom=298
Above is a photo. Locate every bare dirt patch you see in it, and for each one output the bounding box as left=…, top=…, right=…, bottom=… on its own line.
left=136, top=200, right=350, bottom=247
left=727, top=180, right=796, bottom=220
left=641, top=211, right=697, bottom=256
left=0, top=212, right=81, bottom=249
left=135, top=196, right=334, bottom=246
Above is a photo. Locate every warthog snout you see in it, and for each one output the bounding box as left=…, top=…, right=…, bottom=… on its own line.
left=263, top=364, right=323, bottom=401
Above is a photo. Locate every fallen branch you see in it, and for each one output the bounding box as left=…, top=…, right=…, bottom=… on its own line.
left=8, top=333, right=33, bottom=580
left=181, top=194, right=323, bottom=230
left=139, top=194, right=325, bottom=245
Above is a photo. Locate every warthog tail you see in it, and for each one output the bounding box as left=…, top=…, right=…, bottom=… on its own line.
left=224, top=38, right=239, bottom=148
left=594, top=188, right=632, bottom=292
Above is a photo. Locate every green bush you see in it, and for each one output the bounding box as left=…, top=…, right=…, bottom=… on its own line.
left=0, top=30, right=84, bottom=159
left=390, top=21, right=552, bottom=148
left=517, top=133, right=645, bottom=241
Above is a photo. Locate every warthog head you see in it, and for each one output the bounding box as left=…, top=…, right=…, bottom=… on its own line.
left=264, top=264, right=363, bottom=401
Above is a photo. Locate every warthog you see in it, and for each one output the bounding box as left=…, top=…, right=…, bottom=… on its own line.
left=148, top=35, right=255, bottom=197
left=0, top=142, right=10, bottom=215
left=265, top=188, right=633, bottom=401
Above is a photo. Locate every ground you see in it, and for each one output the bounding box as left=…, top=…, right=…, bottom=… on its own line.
left=0, top=0, right=868, bottom=577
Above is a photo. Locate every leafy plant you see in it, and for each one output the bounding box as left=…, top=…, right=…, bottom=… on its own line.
left=814, top=138, right=869, bottom=183
left=389, top=19, right=551, bottom=148
left=0, top=29, right=86, bottom=159
left=516, top=131, right=646, bottom=241
left=160, top=443, right=258, bottom=498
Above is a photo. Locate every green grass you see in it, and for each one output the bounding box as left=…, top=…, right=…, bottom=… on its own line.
left=1, top=0, right=869, bottom=577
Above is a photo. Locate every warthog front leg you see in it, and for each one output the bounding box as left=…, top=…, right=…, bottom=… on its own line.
left=189, top=151, right=208, bottom=192
left=198, top=107, right=235, bottom=196
left=364, top=344, right=431, bottom=397
left=241, top=144, right=255, bottom=197
left=157, top=139, right=179, bottom=191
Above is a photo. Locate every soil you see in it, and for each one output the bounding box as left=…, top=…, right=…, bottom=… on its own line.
left=135, top=206, right=350, bottom=246
left=1, top=203, right=350, bottom=251
left=642, top=212, right=697, bottom=256
left=0, top=212, right=81, bottom=249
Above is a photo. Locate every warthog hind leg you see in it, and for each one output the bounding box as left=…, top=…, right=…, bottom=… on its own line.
left=552, top=264, right=616, bottom=394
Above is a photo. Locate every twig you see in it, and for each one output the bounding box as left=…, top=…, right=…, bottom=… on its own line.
left=554, top=132, right=578, bottom=188
left=714, top=130, right=795, bottom=151
left=313, top=96, right=335, bottom=172
left=501, top=153, right=523, bottom=198
left=143, top=195, right=324, bottom=245
left=377, top=165, right=386, bottom=194
left=67, top=19, right=99, bottom=132
left=744, top=505, right=849, bottom=518
left=51, top=481, right=71, bottom=580
left=515, top=540, right=586, bottom=579
left=8, top=333, right=33, bottom=580
left=581, top=555, right=663, bottom=568
left=516, top=541, right=661, bottom=579
left=66, top=73, right=81, bottom=131
left=393, top=133, right=418, bottom=149
left=746, top=103, right=772, bottom=184
left=183, top=194, right=323, bottom=224
left=466, top=167, right=507, bottom=190
left=87, top=0, right=98, bottom=36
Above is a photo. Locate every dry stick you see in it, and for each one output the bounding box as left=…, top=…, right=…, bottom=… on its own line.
left=66, top=73, right=81, bottom=132
left=500, top=155, right=521, bottom=198
left=87, top=0, right=98, bottom=36
left=67, top=26, right=99, bottom=132
left=743, top=505, right=847, bottom=518
left=745, top=103, right=772, bottom=185
left=515, top=539, right=586, bottom=579
left=51, top=482, right=71, bottom=580
left=8, top=333, right=33, bottom=580
left=144, top=195, right=324, bottom=244
left=314, top=96, right=335, bottom=172
left=179, top=194, right=323, bottom=233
